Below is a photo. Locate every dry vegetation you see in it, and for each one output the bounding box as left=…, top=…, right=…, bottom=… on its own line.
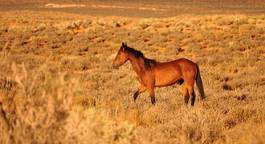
left=0, top=10, right=265, bottom=144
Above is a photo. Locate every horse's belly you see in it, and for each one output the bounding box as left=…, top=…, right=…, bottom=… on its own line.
left=155, top=70, right=181, bottom=87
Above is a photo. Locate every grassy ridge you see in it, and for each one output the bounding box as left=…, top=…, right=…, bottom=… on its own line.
left=0, top=11, right=265, bottom=143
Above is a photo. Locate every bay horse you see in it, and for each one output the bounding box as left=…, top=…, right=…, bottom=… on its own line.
left=112, top=42, right=205, bottom=106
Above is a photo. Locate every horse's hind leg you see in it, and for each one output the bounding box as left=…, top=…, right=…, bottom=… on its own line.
left=182, top=86, right=189, bottom=105
left=186, top=84, right=196, bottom=106
left=190, top=88, right=196, bottom=106
left=133, top=84, right=146, bottom=102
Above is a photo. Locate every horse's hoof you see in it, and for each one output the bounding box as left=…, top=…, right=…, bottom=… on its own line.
left=133, top=91, right=139, bottom=102
left=133, top=95, right=138, bottom=102
left=151, top=97, right=156, bottom=105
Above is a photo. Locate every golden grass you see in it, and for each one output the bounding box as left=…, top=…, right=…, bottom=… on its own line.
left=0, top=11, right=265, bottom=143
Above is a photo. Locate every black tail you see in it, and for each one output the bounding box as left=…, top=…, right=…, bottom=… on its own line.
left=196, top=65, right=205, bottom=100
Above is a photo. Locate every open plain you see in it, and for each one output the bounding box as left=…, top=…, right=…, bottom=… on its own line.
left=0, top=1, right=265, bottom=144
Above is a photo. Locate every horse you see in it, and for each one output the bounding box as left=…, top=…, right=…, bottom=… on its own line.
left=112, top=42, right=205, bottom=106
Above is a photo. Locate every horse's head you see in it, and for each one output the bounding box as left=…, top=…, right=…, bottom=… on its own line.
left=112, top=42, right=129, bottom=69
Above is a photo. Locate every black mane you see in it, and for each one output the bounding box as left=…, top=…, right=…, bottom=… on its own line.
left=125, top=46, right=144, bottom=58
left=124, top=46, right=156, bottom=69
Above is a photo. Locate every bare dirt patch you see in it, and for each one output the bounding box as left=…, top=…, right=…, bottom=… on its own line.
left=44, top=3, right=166, bottom=12
left=45, top=3, right=86, bottom=8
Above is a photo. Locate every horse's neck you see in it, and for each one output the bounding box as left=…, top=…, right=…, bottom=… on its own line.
left=128, top=56, right=145, bottom=76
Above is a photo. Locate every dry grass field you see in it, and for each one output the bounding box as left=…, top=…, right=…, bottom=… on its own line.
left=0, top=1, right=265, bottom=144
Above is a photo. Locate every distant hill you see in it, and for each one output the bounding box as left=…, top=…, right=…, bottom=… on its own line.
left=1, top=0, right=265, bottom=4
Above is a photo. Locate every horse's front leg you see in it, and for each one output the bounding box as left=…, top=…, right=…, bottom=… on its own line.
left=146, top=80, right=155, bottom=105
left=147, top=86, right=156, bottom=105
left=145, top=74, right=156, bottom=105
left=133, top=84, right=146, bottom=102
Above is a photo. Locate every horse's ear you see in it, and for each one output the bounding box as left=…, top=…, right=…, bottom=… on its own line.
left=122, top=42, right=127, bottom=47
left=121, top=42, right=125, bottom=51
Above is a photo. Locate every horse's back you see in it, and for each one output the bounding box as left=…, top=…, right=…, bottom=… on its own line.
left=173, top=58, right=197, bottom=66
left=156, top=58, right=197, bottom=70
